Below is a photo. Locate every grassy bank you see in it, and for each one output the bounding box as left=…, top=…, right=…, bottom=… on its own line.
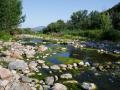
left=0, top=31, right=13, bottom=41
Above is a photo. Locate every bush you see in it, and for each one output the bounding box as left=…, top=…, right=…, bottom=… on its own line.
left=101, top=29, right=120, bottom=41
left=78, top=30, right=102, bottom=40
left=0, top=31, right=13, bottom=41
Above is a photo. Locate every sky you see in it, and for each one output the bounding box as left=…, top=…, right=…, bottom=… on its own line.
left=22, top=0, right=120, bottom=28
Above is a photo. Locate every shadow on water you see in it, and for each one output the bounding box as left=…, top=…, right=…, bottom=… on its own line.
left=69, top=48, right=120, bottom=63
left=75, top=70, right=120, bottom=90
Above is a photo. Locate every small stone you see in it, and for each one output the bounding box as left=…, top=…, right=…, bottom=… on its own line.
left=43, top=85, right=50, bottom=90
left=79, top=61, right=84, bottom=66
left=85, top=62, right=90, bottom=66
left=81, top=82, right=97, bottom=90
left=20, top=76, right=32, bottom=83
left=50, top=65, right=60, bottom=70
left=29, top=61, right=37, bottom=71
left=73, top=63, right=77, bottom=67
left=37, top=60, right=45, bottom=65
left=67, top=64, right=73, bottom=69
left=42, top=64, right=49, bottom=69
left=0, top=80, right=9, bottom=87
left=54, top=75, right=58, bottom=81
left=45, top=76, right=54, bottom=85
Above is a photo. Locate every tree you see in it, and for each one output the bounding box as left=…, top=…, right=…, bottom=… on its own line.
left=43, top=20, right=65, bottom=33
left=89, top=11, right=101, bottom=29
left=70, top=10, right=88, bottom=29
left=0, top=0, right=24, bottom=32
left=100, top=13, right=112, bottom=31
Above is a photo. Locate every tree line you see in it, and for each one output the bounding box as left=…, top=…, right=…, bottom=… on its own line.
left=43, top=3, right=120, bottom=41
left=43, top=3, right=120, bottom=34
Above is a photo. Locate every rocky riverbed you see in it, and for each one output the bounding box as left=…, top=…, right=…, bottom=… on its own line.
left=0, top=35, right=120, bottom=90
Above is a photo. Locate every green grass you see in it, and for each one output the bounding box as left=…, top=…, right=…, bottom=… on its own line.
left=0, top=31, right=13, bottom=41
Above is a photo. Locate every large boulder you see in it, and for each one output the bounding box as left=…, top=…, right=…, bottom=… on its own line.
left=60, top=73, right=72, bottom=79
left=45, top=76, right=54, bottom=85
left=8, top=60, right=28, bottom=70
left=5, top=81, right=33, bottom=90
left=0, top=68, right=12, bottom=80
left=52, top=83, right=67, bottom=90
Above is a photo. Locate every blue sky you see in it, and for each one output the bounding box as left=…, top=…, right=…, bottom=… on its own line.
left=22, top=0, right=120, bottom=28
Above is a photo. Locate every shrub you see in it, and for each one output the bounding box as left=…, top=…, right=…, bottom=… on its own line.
left=101, top=29, right=120, bottom=41
left=0, top=31, right=13, bottom=41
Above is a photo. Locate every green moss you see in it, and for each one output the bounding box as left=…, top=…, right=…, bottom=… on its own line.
left=0, top=61, right=8, bottom=68
left=57, top=56, right=81, bottom=64
left=45, top=61, right=53, bottom=66
left=29, top=72, right=47, bottom=80
left=64, top=83, right=82, bottom=90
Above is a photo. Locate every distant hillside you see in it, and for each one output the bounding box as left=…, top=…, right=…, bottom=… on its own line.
left=32, top=26, right=46, bottom=32
left=107, top=2, right=120, bottom=13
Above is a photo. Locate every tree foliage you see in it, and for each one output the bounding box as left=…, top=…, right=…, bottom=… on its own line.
left=0, top=0, right=24, bottom=31
left=43, top=20, right=65, bottom=33
left=100, top=13, right=112, bottom=31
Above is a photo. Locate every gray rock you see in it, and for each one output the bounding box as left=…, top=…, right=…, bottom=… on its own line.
left=45, top=76, right=54, bottom=85
left=8, top=60, right=28, bottom=70
left=52, top=83, right=67, bottom=90
left=5, top=81, right=32, bottom=90
left=20, top=76, right=32, bottom=83
left=60, top=73, right=72, bottom=79
left=40, top=85, right=43, bottom=90
left=43, top=85, right=50, bottom=90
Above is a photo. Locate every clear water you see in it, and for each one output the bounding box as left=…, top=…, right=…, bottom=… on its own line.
left=21, top=38, right=120, bottom=90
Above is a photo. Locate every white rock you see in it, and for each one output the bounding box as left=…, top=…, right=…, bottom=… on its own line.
left=45, top=76, right=54, bottom=85
left=81, top=82, right=97, bottom=90
left=50, top=65, right=60, bottom=70
left=52, top=83, right=67, bottom=90
left=60, top=73, right=72, bottom=79
left=79, top=61, right=84, bottom=66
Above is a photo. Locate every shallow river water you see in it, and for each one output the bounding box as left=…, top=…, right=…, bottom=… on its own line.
left=21, top=38, right=120, bottom=90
